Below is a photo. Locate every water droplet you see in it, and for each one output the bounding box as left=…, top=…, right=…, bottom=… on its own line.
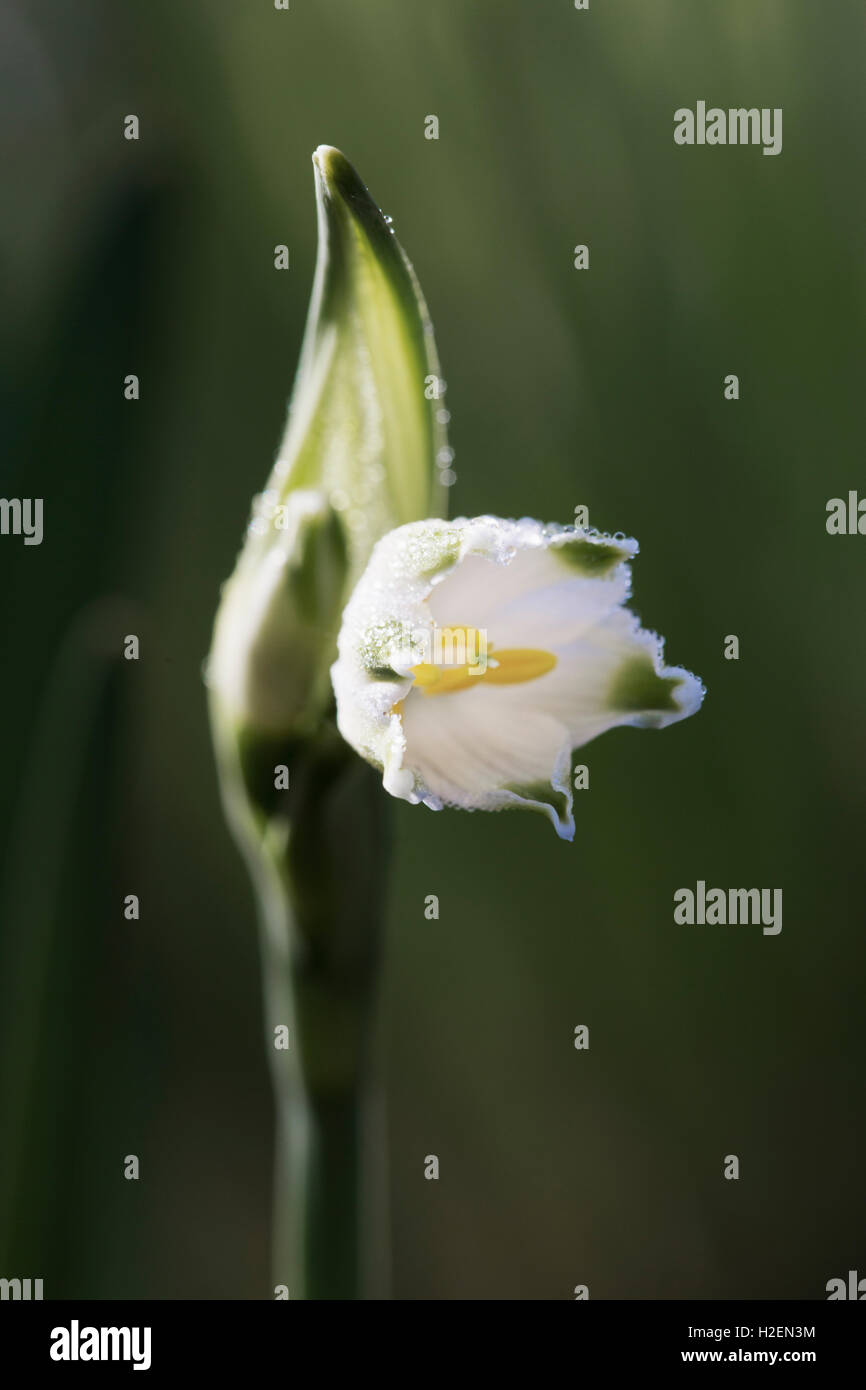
left=440, top=469, right=457, bottom=487
left=437, top=447, right=454, bottom=466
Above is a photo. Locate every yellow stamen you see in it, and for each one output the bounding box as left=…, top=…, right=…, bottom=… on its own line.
left=409, top=628, right=557, bottom=697
left=410, top=663, right=479, bottom=695
left=481, top=648, right=558, bottom=685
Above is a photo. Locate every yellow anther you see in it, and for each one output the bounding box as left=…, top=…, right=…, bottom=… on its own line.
left=481, top=648, right=558, bottom=685
left=409, top=630, right=557, bottom=697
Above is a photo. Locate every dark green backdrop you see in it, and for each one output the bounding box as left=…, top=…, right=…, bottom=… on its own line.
left=1, top=0, right=863, bottom=1298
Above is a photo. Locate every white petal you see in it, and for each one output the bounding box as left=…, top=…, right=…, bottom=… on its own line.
left=398, top=683, right=576, bottom=837
left=427, top=522, right=636, bottom=638
left=479, top=609, right=705, bottom=745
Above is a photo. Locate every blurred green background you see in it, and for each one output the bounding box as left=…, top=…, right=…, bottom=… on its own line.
left=1, top=0, right=864, bottom=1299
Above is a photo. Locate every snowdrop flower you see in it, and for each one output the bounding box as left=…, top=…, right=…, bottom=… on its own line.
left=331, top=516, right=704, bottom=839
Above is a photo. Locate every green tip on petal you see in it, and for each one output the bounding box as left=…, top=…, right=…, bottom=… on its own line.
left=553, top=534, right=636, bottom=577
left=608, top=653, right=684, bottom=717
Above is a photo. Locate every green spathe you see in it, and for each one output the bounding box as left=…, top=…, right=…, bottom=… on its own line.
left=208, top=146, right=447, bottom=739
left=273, top=147, right=446, bottom=579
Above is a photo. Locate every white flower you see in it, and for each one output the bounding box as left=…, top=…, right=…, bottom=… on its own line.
left=331, top=516, right=704, bottom=839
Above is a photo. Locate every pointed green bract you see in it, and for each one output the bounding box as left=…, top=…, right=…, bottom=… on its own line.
left=209, top=146, right=447, bottom=739
left=272, top=146, right=447, bottom=578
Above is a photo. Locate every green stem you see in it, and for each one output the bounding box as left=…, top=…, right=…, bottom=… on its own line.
left=221, top=720, right=389, bottom=1300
